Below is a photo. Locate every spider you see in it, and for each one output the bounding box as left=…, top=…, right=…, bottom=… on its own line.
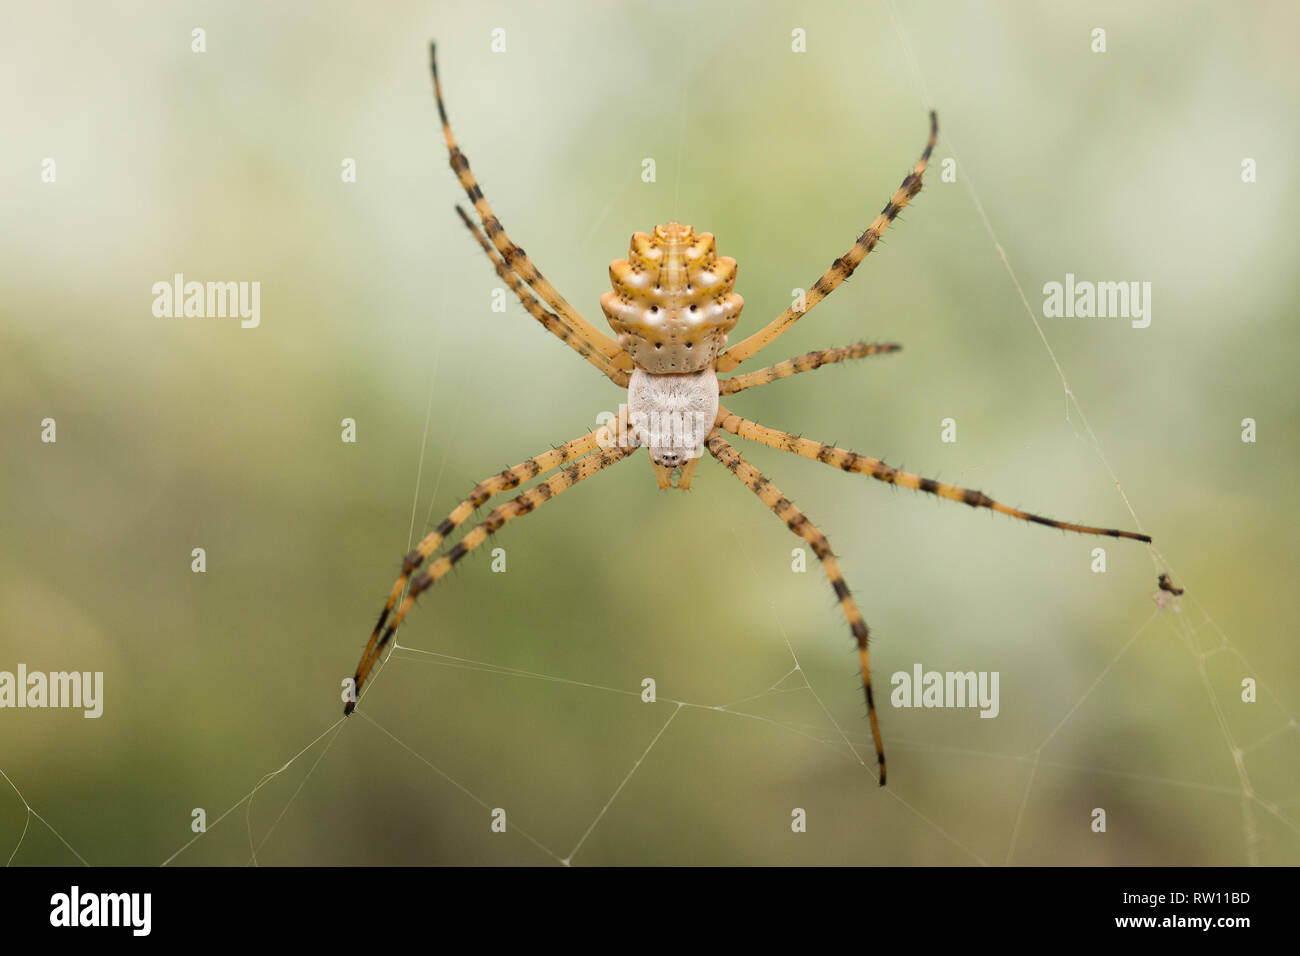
left=343, top=43, right=1153, bottom=786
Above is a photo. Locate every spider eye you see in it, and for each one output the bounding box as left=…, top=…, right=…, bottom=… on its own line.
left=689, top=305, right=697, bottom=312
left=650, top=306, right=659, bottom=314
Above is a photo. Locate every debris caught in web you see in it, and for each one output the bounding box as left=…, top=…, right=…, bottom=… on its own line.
left=1153, top=572, right=1185, bottom=610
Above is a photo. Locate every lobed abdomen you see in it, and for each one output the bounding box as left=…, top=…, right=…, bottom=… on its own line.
left=600, top=222, right=743, bottom=374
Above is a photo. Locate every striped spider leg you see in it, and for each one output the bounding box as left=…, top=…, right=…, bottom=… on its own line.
left=705, top=429, right=890, bottom=782
left=715, top=111, right=937, bottom=372
left=430, top=43, right=633, bottom=375
left=719, top=342, right=902, bottom=395
left=346, top=436, right=636, bottom=712
left=454, top=205, right=628, bottom=387
left=717, top=406, right=1151, bottom=542
left=706, top=402, right=1150, bottom=782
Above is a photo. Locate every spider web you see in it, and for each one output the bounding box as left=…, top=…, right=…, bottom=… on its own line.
left=880, top=0, right=1296, bottom=865
left=3, top=4, right=1296, bottom=869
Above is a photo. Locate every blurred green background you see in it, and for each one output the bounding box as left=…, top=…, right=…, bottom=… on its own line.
left=2, top=0, right=1297, bottom=866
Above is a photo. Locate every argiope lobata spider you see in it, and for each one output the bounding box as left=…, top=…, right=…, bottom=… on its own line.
left=343, top=43, right=1153, bottom=786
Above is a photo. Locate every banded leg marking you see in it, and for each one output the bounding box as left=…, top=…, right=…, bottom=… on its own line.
left=717, top=409, right=1152, bottom=543
left=430, top=43, right=630, bottom=369
left=348, top=427, right=617, bottom=711
left=717, top=112, right=937, bottom=372
left=455, top=205, right=628, bottom=387
left=706, top=431, right=888, bottom=784
left=719, top=342, right=902, bottom=395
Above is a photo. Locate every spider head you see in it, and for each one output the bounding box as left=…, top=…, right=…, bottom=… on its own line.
left=600, top=222, right=744, bottom=374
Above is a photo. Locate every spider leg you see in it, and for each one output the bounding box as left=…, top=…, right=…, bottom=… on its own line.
left=350, top=426, right=618, bottom=711
left=716, top=112, right=937, bottom=372
left=706, top=430, right=888, bottom=785
left=719, top=342, right=902, bottom=396
left=348, top=440, right=638, bottom=712
left=429, top=43, right=632, bottom=370
left=717, top=407, right=1151, bottom=542
left=455, top=206, right=629, bottom=387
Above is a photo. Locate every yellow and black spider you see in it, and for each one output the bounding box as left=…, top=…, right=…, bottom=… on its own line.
left=343, top=43, right=1152, bottom=786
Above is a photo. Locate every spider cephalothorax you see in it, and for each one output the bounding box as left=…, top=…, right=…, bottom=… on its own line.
left=626, top=365, right=718, bottom=467
left=600, top=222, right=744, bottom=374
left=343, top=44, right=1160, bottom=795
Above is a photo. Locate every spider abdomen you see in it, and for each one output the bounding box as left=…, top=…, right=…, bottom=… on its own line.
left=600, top=222, right=743, bottom=374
